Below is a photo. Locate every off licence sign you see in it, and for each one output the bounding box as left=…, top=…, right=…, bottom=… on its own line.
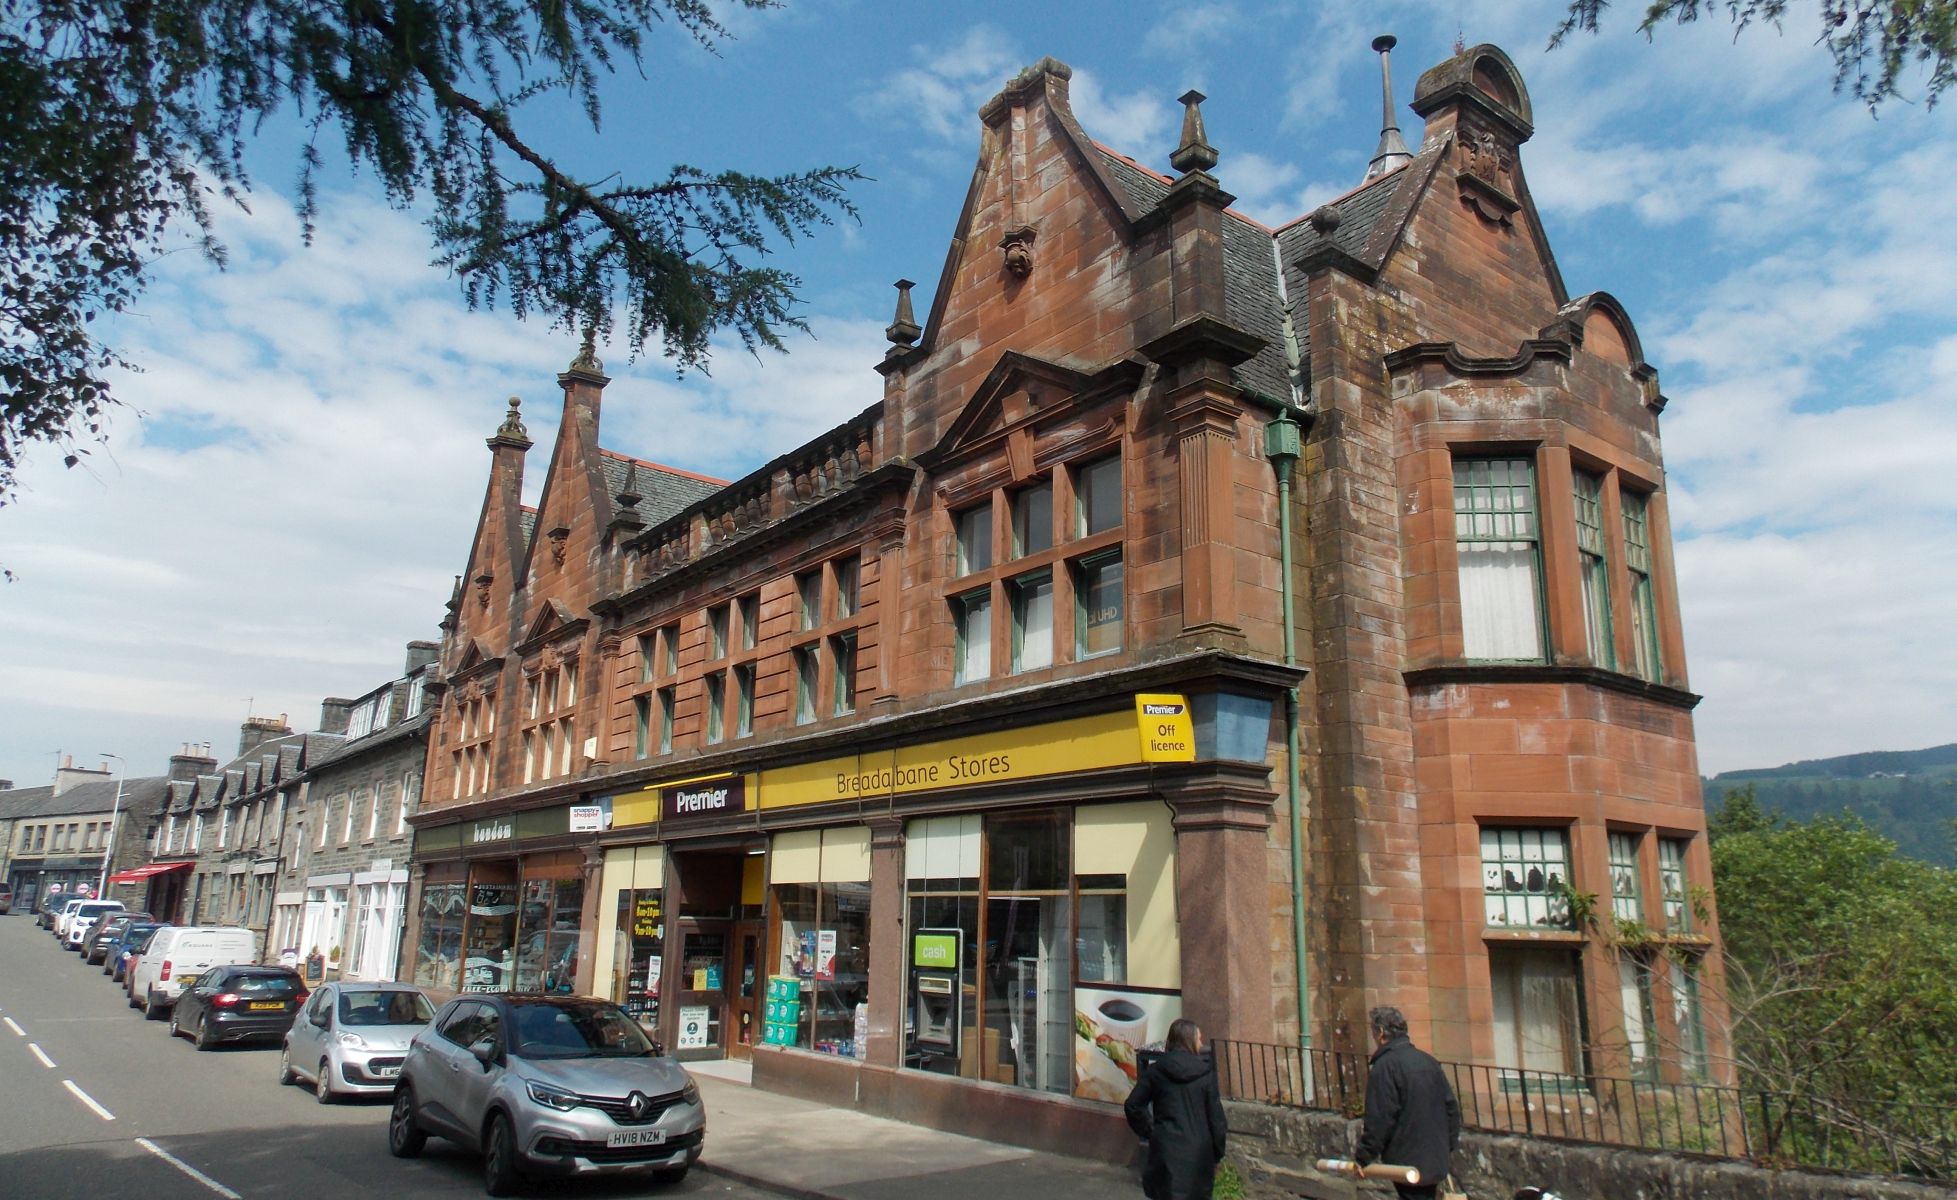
left=1135, top=693, right=1195, bottom=762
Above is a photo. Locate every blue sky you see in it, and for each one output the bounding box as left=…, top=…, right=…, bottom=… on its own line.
left=3, top=0, right=1954, bottom=789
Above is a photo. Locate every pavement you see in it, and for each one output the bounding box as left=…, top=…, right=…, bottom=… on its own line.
left=688, top=1059, right=1145, bottom=1200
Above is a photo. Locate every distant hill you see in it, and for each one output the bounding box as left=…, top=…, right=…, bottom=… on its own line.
left=1704, top=743, right=1957, bottom=865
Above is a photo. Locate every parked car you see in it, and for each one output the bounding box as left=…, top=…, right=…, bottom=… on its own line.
left=281, top=981, right=434, bottom=1102
left=388, top=993, right=704, bottom=1195
left=169, top=964, right=307, bottom=1050
left=84, top=912, right=154, bottom=964
left=106, top=922, right=167, bottom=980
left=0, top=882, right=13, bottom=914
left=50, top=898, right=87, bottom=936
left=131, top=926, right=258, bottom=1018
left=64, top=900, right=127, bottom=950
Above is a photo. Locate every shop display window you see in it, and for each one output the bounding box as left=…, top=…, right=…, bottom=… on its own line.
left=412, top=876, right=466, bottom=992
left=461, top=864, right=519, bottom=993
left=903, top=803, right=1180, bottom=1103
left=771, top=881, right=871, bottom=1057
left=514, top=874, right=585, bottom=993
left=612, top=888, right=664, bottom=1028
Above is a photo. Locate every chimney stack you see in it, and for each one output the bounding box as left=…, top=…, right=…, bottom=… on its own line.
left=319, top=698, right=355, bottom=737
left=404, top=640, right=440, bottom=676
left=169, top=743, right=220, bottom=783
left=237, top=714, right=293, bottom=756
left=1364, top=34, right=1414, bottom=182
left=52, top=757, right=110, bottom=796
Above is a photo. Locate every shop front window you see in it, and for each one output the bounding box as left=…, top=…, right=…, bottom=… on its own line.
left=515, top=872, right=585, bottom=994
left=413, top=874, right=466, bottom=992
left=461, top=864, right=519, bottom=993
left=612, top=888, right=664, bottom=1028
left=902, top=802, right=1180, bottom=1103
left=767, top=827, right=872, bottom=1058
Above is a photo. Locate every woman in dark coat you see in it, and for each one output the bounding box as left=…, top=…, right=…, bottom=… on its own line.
left=1124, top=1018, right=1228, bottom=1200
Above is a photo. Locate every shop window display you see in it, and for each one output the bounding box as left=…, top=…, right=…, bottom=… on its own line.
left=612, top=889, right=664, bottom=1028
left=771, top=881, right=871, bottom=1057
left=514, top=875, right=585, bottom=993
left=461, top=865, right=519, bottom=993
left=412, top=877, right=466, bottom=992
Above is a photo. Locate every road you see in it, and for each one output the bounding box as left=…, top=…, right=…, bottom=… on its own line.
left=0, top=915, right=775, bottom=1200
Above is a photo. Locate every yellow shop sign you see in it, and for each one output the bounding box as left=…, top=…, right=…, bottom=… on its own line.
left=1134, top=693, right=1195, bottom=763
left=759, top=709, right=1142, bottom=809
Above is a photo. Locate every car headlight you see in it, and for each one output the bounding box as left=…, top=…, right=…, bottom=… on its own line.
left=526, top=1080, right=582, bottom=1112
left=335, top=1032, right=368, bottom=1049
left=681, top=1077, right=701, bottom=1106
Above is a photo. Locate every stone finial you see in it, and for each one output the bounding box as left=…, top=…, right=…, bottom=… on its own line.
left=885, top=279, right=921, bottom=348
left=570, top=328, right=605, bottom=375
left=1308, top=204, right=1343, bottom=236
left=1170, top=90, right=1219, bottom=175
left=489, top=395, right=531, bottom=448
left=617, top=459, right=642, bottom=511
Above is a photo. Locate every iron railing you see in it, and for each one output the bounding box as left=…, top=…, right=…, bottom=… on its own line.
left=1211, top=1039, right=1957, bottom=1182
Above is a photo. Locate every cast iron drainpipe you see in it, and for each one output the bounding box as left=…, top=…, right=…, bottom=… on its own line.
left=1264, top=411, right=1313, bottom=1092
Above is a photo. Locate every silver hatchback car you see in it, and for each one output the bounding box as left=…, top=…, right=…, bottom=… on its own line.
left=389, top=993, right=703, bottom=1195
left=282, top=981, right=435, bottom=1102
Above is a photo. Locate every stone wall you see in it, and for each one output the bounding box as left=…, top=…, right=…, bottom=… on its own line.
left=1226, top=1101, right=1945, bottom=1200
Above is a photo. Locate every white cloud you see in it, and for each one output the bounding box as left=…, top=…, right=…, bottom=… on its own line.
left=1069, top=68, right=1174, bottom=158
left=1141, top=3, right=1240, bottom=58
left=866, top=26, right=1021, bottom=144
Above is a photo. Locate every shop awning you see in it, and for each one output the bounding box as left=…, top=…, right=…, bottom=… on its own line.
left=105, top=860, right=195, bottom=884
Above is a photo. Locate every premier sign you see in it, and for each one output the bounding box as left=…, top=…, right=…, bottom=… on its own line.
left=660, top=776, right=745, bottom=822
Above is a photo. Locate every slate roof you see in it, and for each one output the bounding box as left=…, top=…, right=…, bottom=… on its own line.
left=0, top=777, right=171, bottom=822
left=1096, top=148, right=1297, bottom=408
left=599, top=451, right=724, bottom=524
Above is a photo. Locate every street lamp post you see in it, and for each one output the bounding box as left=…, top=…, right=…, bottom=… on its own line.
left=96, top=752, right=126, bottom=901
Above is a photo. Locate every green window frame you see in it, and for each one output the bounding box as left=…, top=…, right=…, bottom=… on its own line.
left=1009, top=571, right=1053, bottom=674
left=1075, top=455, right=1121, bottom=537
left=709, top=606, right=729, bottom=660
left=1453, top=456, right=1547, bottom=662
left=657, top=687, right=675, bottom=754
left=738, top=593, right=759, bottom=651
left=833, top=558, right=859, bottom=620
left=1658, top=837, right=1691, bottom=932
left=952, top=588, right=991, bottom=685
left=955, top=505, right=993, bottom=575
left=637, top=634, right=655, bottom=685
left=1012, top=481, right=1053, bottom=557
left=632, top=696, right=651, bottom=759
left=793, top=645, right=818, bottom=724
left=661, top=625, right=679, bottom=676
left=1480, top=826, right=1574, bottom=929
left=1574, top=471, right=1615, bottom=669
left=1608, top=831, right=1643, bottom=923
left=1622, top=491, right=1663, bottom=682
left=797, top=571, right=822, bottom=631
left=735, top=664, right=755, bottom=737
left=831, top=632, right=857, bottom=715
left=1670, top=954, right=1709, bottom=1078
left=1073, top=551, right=1124, bottom=659
left=1619, top=952, right=1659, bottom=1079
left=705, top=673, right=725, bottom=744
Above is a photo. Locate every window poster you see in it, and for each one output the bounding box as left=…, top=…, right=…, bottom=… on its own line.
left=678, top=1005, right=710, bottom=1050
left=815, top=930, right=838, bottom=981
left=1073, top=986, right=1183, bottom=1103
left=796, top=930, right=818, bottom=978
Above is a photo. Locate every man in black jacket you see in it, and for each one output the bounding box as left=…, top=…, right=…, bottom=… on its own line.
left=1355, top=1006, right=1461, bottom=1199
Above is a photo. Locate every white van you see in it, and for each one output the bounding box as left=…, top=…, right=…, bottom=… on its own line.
left=133, top=926, right=259, bottom=1018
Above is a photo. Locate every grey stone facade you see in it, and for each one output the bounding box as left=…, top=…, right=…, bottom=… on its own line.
left=0, top=758, right=168, bottom=913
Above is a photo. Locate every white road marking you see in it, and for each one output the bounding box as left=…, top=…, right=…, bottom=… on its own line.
left=3, top=1016, right=23, bottom=1036
left=63, top=1079, right=115, bottom=1121
left=135, top=1138, right=243, bottom=1200
left=28, top=1042, right=55, bottom=1068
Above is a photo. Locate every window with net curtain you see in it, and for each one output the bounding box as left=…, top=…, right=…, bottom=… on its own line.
left=1453, top=456, right=1545, bottom=660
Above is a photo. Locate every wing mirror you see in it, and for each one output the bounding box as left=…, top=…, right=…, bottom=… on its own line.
left=469, top=1037, right=501, bottom=1069
left=649, top=1038, right=666, bottom=1057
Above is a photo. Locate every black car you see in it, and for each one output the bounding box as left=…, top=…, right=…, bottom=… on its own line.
left=84, top=912, right=155, bottom=964
left=169, top=965, right=308, bottom=1049
left=105, top=922, right=168, bottom=980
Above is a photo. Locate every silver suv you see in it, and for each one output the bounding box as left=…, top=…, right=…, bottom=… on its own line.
left=389, top=993, right=704, bottom=1195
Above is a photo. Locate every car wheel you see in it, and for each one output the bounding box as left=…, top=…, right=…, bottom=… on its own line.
left=483, top=1111, right=521, bottom=1197
left=387, top=1087, right=426, bottom=1159
left=195, top=1017, right=216, bottom=1051
left=315, top=1060, right=335, bottom=1104
left=278, top=1044, right=297, bottom=1085
left=144, top=991, right=164, bottom=1020
left=169, top=1007, right=184, bottom=1038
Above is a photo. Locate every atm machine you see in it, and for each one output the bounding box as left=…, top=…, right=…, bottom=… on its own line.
left=909, top=928, right=962, bottom=1073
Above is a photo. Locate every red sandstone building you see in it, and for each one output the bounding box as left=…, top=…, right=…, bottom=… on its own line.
left=404, top=40, right=1728, bottom=1144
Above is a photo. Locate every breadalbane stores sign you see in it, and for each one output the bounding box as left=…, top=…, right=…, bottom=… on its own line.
left=661, top=777, right=745, bottom=822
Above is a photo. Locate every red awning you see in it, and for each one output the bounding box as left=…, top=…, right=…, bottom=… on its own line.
left=105, top=860, right=195, bottom=884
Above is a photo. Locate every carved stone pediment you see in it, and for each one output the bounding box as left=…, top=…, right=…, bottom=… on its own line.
left=1455, top=127, right=1519, bottom=227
